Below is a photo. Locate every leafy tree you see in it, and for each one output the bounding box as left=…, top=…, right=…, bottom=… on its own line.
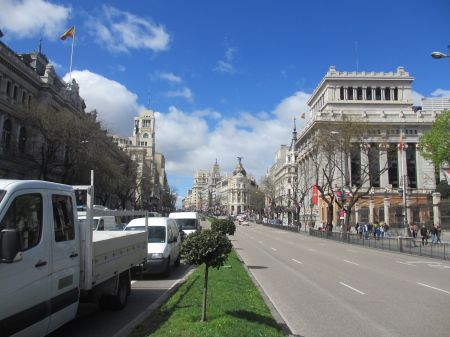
left=211, top=218, right=236, bottom=235
left=181, top=229, right=232, bottom=322
left=419, top=110, right=450, bottom=168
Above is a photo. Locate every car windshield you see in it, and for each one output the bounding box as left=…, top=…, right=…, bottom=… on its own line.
left=173, top=218, right=197, bottom=230
left=125, top=225, right=166, bottom=243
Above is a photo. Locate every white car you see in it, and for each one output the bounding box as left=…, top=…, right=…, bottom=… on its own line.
left=124, top=217, right=181, bottom=276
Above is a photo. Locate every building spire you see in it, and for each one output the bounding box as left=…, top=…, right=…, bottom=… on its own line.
left=290, top=117, right=297, bottom=151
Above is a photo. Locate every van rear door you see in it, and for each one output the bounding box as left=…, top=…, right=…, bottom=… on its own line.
left=0, top=189, right=51, bottom=337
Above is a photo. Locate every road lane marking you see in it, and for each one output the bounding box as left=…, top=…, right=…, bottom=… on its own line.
left=343, top=259, right=359, bottom=266
left=308, top=248, right=316, bottom=252
left=292, top=258, right=303, bottom=264
left=339, top=282, right=365, bottom=295
left=271, top=247, right=277, bottom=251
left=417, top=282, right=450, bottom=295
left=396, top=261, right=417, bottom=266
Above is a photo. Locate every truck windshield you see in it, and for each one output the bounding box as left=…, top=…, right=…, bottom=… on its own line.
left=173, top=219, right=197, bottom=230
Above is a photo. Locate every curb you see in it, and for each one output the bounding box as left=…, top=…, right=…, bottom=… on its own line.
left=233, top=248, right=302, bottom=337
left=113, top=266, right=196, bottom=337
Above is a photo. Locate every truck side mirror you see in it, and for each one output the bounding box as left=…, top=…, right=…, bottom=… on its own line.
left=0, top=229, right=23, bottom=263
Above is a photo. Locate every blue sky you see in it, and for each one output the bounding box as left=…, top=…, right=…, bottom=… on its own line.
left=1, top=0, right=449, bottom=200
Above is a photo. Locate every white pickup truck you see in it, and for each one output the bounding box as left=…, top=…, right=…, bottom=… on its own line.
left=0, top=179, right=148, bottom=337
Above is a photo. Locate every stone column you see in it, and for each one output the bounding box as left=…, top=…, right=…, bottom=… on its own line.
left=362, top=87, right=366, bottom=100
left=344, top=87, right=348, bottom=100
left=353, top=87, right=357, bottom=100
left=369, top=196, right=375, bottom=224
left=415, top=144, right=423, bottom=189
left=383, top=196, right=390, bottom=226
left=381, top=87, right=385, bottom=100
left=355, top=203, right=360, bottom=224
left=433, top=192, right=441, bottom=226
left=361, top=144, right=370, bottom=188
left=406, top=192, right=412, bottom=225
left=372, top=88, right=376, bottom=100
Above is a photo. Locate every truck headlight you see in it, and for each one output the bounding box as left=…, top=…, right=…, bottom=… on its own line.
left=149, top=253, right=163, bottom=259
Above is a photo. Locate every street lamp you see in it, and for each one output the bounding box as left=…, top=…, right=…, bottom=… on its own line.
left=431, top=46, right=450, bottom=67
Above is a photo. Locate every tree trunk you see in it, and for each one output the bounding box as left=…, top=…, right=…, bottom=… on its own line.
left=327, top=204, right=333, bottom=225
left=201, top=265, right=209, bottom=322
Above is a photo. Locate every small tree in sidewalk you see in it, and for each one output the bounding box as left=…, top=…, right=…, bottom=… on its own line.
left=180, top=229, right=232, bottom=322
left=211, top=218, right=236, bottom=235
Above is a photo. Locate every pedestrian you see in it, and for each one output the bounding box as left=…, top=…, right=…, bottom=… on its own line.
left=358, top=224, right=363, bottom=239
left=436, top=224, right=442, bottom=244
left=420, top=225, right=428, bottom=246
left=355, top=222, right=359, bottom=234
left=383, top=223, right=389, bottom=237
left=430, top=225, right=437, bottom=244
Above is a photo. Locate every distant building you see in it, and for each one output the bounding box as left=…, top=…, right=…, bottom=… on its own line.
left=421, top=96, right=450, bottom=112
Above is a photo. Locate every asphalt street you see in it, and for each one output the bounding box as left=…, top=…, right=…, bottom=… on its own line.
left=233, top=222, right=450, bottom=337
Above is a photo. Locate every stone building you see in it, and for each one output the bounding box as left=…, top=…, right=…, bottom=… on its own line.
left=0, top=39, right=89, bottom=180
left=294, top=66, right=439, bottom=228
left=112, top=108, right=168, bottom=211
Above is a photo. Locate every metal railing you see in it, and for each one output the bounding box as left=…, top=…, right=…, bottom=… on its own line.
left=309, top=229, right=448, bottom=260
left=259, top=222, right=448, bottom=260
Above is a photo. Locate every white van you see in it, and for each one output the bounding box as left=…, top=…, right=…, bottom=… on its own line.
left=78, top=213, right=120, bottom=231
left=168, top=212, right=200, bottom=236
left=124, top=217, right=181, bottom=276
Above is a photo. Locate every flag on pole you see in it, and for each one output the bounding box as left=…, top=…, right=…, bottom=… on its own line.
left=60, top=26, right=75, bottom=40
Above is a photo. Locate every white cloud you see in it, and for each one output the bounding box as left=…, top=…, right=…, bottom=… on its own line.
left=214, top=60, right=235, bottom=74
left=431, top=89, right=450, bottom=97
left=63, top=70, right=140, bottom=135
left=165, top=87, right=194, bottom=102
left=0, top=0, right=71, bottom=39
left=87, top=5, right=170, bottom=53
left=214, top=46, right=237, bottom=74
left=155, top=91, right=310, bottom=196
left=159, top=72, right=182, bottom=84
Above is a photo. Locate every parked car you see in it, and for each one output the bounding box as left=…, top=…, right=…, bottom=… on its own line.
left=124, top=217, right=181, bottom=276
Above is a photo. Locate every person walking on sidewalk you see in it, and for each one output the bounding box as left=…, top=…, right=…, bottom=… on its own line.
left=420, top=225, right=428, bottom=246
left=430, top=225, right=437, bottom=244
left=436, top=224, right=442, bottom=244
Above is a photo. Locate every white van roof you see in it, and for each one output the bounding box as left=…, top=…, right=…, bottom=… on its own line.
left=169, top=212, right=199, bottom=219
left=126, top=217, right=169, bottom=228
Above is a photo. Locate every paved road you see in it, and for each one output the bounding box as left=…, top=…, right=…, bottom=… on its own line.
left=233, top=223, right=450, bottom=337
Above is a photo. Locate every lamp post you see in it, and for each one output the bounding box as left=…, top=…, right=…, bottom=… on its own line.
left=431, top=46, right=450, bottom=68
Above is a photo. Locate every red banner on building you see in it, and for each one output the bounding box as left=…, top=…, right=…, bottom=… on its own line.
left=313, top=185, right=319, bottom=205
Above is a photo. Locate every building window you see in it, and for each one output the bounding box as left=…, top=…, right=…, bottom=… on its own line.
left=385, top=87, right=391, bottom=100
left=143, top=133, right=149, bottom=139
left=13, top=86, right=18, bottom=100
left=375, top=87, right=382, bottom=100
left=6, top=81, right=11, bottom=96
left=357, top=87, right=363, bottom=100
left=393, top=87, right=398, bottom=101
left=366, top=87, right=372, bottom=100
left=347, top=87, right=353, bottom=100
left=351, top=145, right=361, bottom=187
left=21, top=91, right=27, bottom=104
left=388, top=144, right=399, bottom=187
left=340, top=87, right=344, bottom=100
left=406, top=143, right=417, bottom=188
left=1, top=119, right=12, bottom=150
left=18, top=127, right=27, bottom=153
left=368, top=144, right=380, bottom=187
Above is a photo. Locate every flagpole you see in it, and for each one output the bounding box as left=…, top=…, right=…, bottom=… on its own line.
left=69, top=26, right=75, bottom=86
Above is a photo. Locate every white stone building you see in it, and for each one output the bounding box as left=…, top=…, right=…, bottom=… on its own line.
left=294, top=66, right=439, bottom=227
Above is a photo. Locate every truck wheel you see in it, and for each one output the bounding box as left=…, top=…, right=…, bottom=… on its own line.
left=174, top=254, right=181, bottom=267
left=100, top=275, right=129, bottom=310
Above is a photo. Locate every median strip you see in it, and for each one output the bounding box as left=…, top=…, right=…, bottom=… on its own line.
left=339, top=282, right=365, bottom=295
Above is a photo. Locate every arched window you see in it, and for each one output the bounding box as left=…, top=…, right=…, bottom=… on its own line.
left=142, top=133, right=149, bottom=139
left=366, top=87, right=372, bottom=100
left=1, top=119, right=12, bottom=150
left=375, top=87, right=382, bottom=100
left=385, top=87, right=391, bottom=100
left=18, top=127, right=27, bottom=153
left=347, top=87, right=353, bottom=100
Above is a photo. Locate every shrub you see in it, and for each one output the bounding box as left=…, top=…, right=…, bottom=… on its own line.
left=211, top=218, right=236, bottom=236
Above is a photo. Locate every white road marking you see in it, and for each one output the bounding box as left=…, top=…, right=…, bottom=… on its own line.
left=417, top=282, right=450, bottom=295
left=308, top=248, right=317, bottom=252
left=339, top=282, right=365, bottom=295
left=292, top=258, right=303, bottom=264
left=271, top=247, right=277, bottom=251
left=396, top=261, right=416, bottom=266
left=343, top=259, right=359, bottom=266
